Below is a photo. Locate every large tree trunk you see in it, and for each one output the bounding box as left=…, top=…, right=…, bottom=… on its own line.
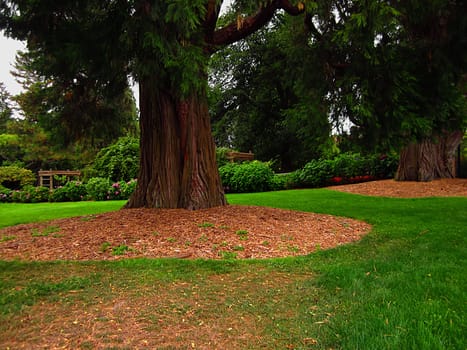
left=125, top=78, right=226, bottom=209
left=395, top=131, right=463, bottom=181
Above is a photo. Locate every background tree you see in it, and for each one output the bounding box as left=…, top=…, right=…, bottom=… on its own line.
left=0, top=82, right=12, bottom=133
left=0, top=82, right=22, bottom=165
left=317, top=0, right=466, bottom=179
left=390, top=0, right=467, bottom=180
left=209, top=14, right=333, bottom=171
left=7, top=50, right=139, bottom=172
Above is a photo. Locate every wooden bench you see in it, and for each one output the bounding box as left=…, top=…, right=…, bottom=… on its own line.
left=38, top=170, right=81, bottom=190
left=226, top=151, right=254, bottom=163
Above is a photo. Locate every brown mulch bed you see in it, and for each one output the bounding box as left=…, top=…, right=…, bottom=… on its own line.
left=0, top=206, right=369, bottom=261
left=1, top=178, right=465, bottom=262
left=328, top=178, right=467, bottom=197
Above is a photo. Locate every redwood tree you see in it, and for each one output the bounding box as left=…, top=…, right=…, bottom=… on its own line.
left=391, top=0, right=467, bottom=181
left=0, top=0, right=305, bottom=209
left=313, top=0, right=466, bottom=180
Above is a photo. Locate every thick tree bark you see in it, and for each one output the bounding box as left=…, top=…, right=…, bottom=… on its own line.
left=395, top=131, right=463, bottom=181
left=125, top=78, right=226, bottom=209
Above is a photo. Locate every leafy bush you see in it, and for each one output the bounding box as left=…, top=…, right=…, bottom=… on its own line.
left=270, top=173, right=291, bottom=191
left=295, top=153, right=399, bottom=188
left=219, top=161, right=274, bottom=193
left=85, top=177, right=112, bottom=201
left=121, top=179, right=137, bottom=199
left=218, top=162, right=237, bottom=190
left=297, top=159, right=334, bottom=188
left=0, top=185, right=12, bottom=202
left=6, top=186, right=49, bottom=203
left=106, top=179, right=136, bottom=200
left=0, top=166, right=36, bottom=190
left=50, top=181, right=86, bottom=202
left=22, top=185, right=50, bottom=203
left=1, top=185, right=49, bottom=203
left=371, top=154, right=399, bottom=178
left=216, top=147, right=233, bottom=167
left=90, top=137, right=139, bottom=182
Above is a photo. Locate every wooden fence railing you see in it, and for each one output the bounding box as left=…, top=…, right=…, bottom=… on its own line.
left=226, top=151, right=254, bottom=163
left=38, top=170, right=81, bottom=190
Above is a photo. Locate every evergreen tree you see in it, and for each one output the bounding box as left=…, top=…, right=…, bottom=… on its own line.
left=0, top=82, right=12, bottom=133
left=3, top=50, right=139, bottom=171
left=209, top=14, right=333, bottom=171
left=317, top=0, right=466, bottom=179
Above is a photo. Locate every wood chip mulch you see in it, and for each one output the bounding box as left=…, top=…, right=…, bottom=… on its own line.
left=328, top=178, right=467, bottom=197
left=1, top=178, right=465, bottom=261
left=0, top=206, right=369, bottom=261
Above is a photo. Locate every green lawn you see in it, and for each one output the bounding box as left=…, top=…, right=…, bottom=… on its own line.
left=0, top=200, right=124, bottom=228
left=0, top=189, right=466, bottom=349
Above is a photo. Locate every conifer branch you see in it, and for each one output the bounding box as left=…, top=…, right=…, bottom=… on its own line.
left=206, top=0, right=305, bottom=53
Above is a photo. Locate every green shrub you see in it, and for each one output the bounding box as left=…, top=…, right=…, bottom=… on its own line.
left=91, top=137, right=139, bottom=182
left=296, top=153, right=399, bottom=188
left=0, top=185, right=12, bottom=202
left=9, top=186, right=50, bottom=203
left=20, top=185, right=50, bottom=203
left=219, top=161, right=274, bottom=193
left=86, top=177, right=112, bottom=201
left=107, top=179, right=137, bottom=200
left=50, top=181, right=86, bottom=202
left=297, top=159, right=333, bottom=188
left=121, top=179, right=137, bottom=199
left=285, top=171, right=303, bottom=189
left=216, top=147, right=233, bottom=167
left=371, top=153, right=399, bottom=178
left=270, top=173, right=289, bottom=191
left=218, top=162, right=237, bottom=190
left=0, top=166, right=36, bottom=190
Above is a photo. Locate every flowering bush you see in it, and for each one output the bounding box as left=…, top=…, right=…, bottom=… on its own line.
left=23, top=185, right=50, bottom=203
left=295, top=153, right=399, bottom=188
left=85, top=178, right=137, bottom=201
left=0, top=185, right=50, bottom=203
left=0, top=185, right=12, bottom=202
left=0, top=178, right=138, bottom=203
left=50, top=181, right=86, bottom=202
left=121, top=179, right=137, bottom=199
left=107, top=181, right=124, bottom=200
left=85, top=177, right=112, bottom=201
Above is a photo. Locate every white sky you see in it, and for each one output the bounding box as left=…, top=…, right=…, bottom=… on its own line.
left=0, top=33, right=25, bottom=96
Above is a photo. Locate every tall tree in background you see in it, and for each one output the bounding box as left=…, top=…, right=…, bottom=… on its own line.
left=12, top=51, right=139, bottom=150
left=0, top=82, right=12, bottom=133
left=0, top=83, right=20, bottom=165
left=391, top=0, right=466, bottom=180
left=319, top=0, right=466, bottom=179
left=1, top=0, right=306, bottom=209
left=209, top=14, right=333, bottom=171
left=4, top=50, right=139, bottom=171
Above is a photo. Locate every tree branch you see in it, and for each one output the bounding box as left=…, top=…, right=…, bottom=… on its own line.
left=204, top=0, right=222, bottom=37
left=206, top=0, right=305, bottom=53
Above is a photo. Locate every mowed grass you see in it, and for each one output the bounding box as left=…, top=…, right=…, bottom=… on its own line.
left=0, top=200, right=124, bottom=228
left=0, top=189, right=466, bottom=349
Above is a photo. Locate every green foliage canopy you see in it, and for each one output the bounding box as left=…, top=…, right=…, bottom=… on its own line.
left=90, top=136, right=140, bottom=182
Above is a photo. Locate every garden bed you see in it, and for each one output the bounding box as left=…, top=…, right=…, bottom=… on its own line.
left=328, top=178, right=467, bottom=197
left=0, top=205, right=369, bottom=261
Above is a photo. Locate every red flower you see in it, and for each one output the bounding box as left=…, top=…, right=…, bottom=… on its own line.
left=332, top=176, right=343, bottom=183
